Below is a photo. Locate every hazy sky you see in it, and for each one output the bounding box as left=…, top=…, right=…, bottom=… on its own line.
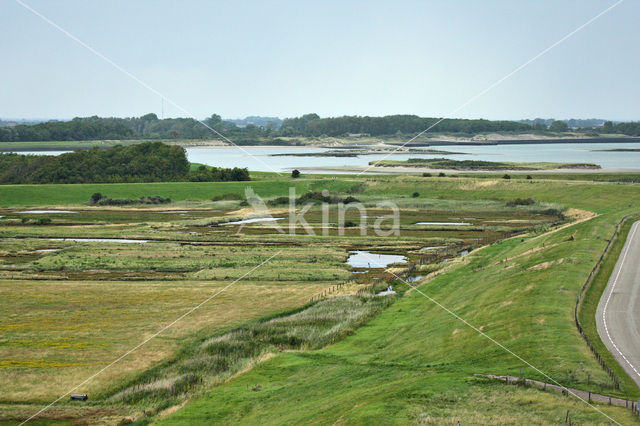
left=1, top=0, right=638, bottom=121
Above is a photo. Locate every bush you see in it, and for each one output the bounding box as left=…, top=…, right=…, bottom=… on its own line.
left=502, top=174, right=511, bottom=180
left=291, top=169, right=301, bottom=178
left=187, top=165, right=249, bottom=182
left=422, top=172, right=432, bottom=177
left=506, top=198, right=536, bottom=207
left=36, top=218, right=52, bottom=225
left=412, top=192, right=420, bottom=198
left=267, top=196, right=291, bottom=206
left=211, top=193, right=244, bottom=202
left=90, top=193, right=104, bottom=204
left=526, top=175, right=533, bottom=180
left=90, top=194, right=172, bottom=206
left=348, top=183, right=366, bottom=194
left=438, top=172, right=446, bottom=177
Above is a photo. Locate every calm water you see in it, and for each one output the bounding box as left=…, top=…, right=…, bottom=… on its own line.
left=10, top=142, right=640, bottom=172
left=184, top=143, right=640, bottom=172
left=346, top=250, right=408, bottom=268
left=48, top=238, right=148, bottom=243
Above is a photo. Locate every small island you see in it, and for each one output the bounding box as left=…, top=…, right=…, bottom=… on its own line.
left=369, top=158, right=601, bottom=171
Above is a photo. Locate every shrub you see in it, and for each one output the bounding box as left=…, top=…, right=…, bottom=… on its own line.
left=267, top=196, right=291, bottom=206
left=348, top=183, right=366, bottom=194
left=211, top=193, right=244, bottom=202
left=90, top=194, right=172, bottom=206
left=291, top=169, right=301, bottom=178
left=506, top=198, right=536, bottom=207
left=422, top=172, right=432, bottom=177
left=526, top=175, right=533, bottom=180
left=188, top=165, right=249, bottom=182
left=438, top=172, right=446, bottom=177
left=90, top=193, right=104, bottom=204
left=412, top=192, right=420, bottom=198
left=502, top=174, right=511, bottom=180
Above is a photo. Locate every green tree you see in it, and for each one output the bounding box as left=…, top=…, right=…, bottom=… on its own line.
left=549, top=120, right=569, bottom=132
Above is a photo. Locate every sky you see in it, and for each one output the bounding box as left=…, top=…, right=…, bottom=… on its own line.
left=0, top=0, right=638, bottom=121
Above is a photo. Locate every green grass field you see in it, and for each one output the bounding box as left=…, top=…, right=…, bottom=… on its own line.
left=1, top=173, right=640, bottom=424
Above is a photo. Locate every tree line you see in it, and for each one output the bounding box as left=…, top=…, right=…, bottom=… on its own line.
left=0, top=142, right=249, bottom=184
left=1, top=113, right=638, bottom=142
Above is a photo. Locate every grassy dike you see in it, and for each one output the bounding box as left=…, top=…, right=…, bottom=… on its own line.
left=578, top=213, right=640, bottom=397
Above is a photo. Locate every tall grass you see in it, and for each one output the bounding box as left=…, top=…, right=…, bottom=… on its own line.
left=111, top=295, right=394, bottom=406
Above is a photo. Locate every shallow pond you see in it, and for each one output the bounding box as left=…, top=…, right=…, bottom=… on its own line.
left=419, top=246, right=445, bottom=251
left=223, top=217, right=284, bottom=225
left=48, top=238, right=148, bottom=243
left=415, top=222, right=472, bottom=226
left=346, top=250, right=408, bottom=268
left=17, top=210, right=76, bottom=214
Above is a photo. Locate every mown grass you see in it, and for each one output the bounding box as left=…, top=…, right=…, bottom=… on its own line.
left=0, top=180, right=313, bottom=207
left=161, top=355, right=636, bottom=425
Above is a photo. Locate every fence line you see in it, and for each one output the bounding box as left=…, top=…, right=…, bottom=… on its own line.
left=479, top=374, right=640, bottom=418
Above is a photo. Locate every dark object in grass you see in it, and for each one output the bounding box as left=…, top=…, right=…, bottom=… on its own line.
left=438, top=172, right=446, bottom=177
left=506, top=197, right=536, bottom=207
left=89, top=194, right=172, bottom=206
left=291, top=169, right=301, bottom=178
left=422, top=172, right=432, bottom=177
left=212, top=193, right=244, bottom=202
left=267, top=191, right=359, bottom=207
left=526, top=175, right=533, bottom=180
left=503, top=174, right=511, bottom=179
left=70, top=394, right=88, bottom=401
left=412, top=192, right=420, bottom=198
left=90, top=192, right=103, bottom=204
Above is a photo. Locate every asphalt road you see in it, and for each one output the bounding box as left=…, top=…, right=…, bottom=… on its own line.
left=596, top=220, right=640, bottom=388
